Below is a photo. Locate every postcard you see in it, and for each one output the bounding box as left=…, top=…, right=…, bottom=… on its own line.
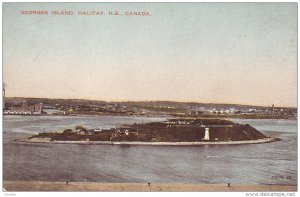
left=2, top=2, right=297, bottom=194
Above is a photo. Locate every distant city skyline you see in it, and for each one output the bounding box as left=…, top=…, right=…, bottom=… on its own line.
left=3, top=3, right=297, bottom=107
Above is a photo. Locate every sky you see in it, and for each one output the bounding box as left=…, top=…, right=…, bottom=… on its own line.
left=3, top=3, right=297, bottom=107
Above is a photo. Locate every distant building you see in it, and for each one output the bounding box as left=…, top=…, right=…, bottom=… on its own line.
left=4, top=101, right=43, bottom=115
left=43, top=109, right=65, bottom=115
left=33, top=103, right=43, bottom=114
left=117, top=124, right=132, bottom=133
left=186, top=106, right=206, bottom=115
left=229, top=108, right=236, bottom=113
left=11, top=101, right=28, bottom=114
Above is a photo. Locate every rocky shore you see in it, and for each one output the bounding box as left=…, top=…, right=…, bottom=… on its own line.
left=16, top=137, right=278, bottom=145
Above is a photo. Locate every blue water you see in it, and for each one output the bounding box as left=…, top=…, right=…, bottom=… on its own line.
left=3, top=115, right=297, bottom=185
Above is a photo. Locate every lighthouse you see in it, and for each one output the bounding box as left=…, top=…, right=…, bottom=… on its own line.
left=203, top=128, right=210, bottom=141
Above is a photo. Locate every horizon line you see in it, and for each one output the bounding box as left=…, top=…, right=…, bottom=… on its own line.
left=4, top=96, right=297, bottom=109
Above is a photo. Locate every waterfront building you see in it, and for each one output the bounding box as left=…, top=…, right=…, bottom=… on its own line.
left=43, top=109, right=65, bottom=115
left=33, top=103, right=43, bottom=114
left=4, top=101, right=43, bottom=114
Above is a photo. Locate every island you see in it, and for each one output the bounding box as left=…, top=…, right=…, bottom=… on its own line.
left=17, top=118, right=278, bottom=145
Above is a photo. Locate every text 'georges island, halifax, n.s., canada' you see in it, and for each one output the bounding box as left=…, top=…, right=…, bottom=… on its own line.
left=20, top=10, right=151, bottom=16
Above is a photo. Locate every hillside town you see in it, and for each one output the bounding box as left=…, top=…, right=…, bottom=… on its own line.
left=3, top=97, right=297, bottom=119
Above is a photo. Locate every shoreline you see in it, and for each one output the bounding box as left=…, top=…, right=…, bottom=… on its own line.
left=3, top=113, right=296, bottom=120
left=15, top=137, right=278, bottom=146
left=3, top=181, right=297, bottom=192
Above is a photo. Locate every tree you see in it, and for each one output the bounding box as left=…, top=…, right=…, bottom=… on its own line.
left=75, top=125, right=88, bottom=131
left=63, top=129, right=73, bottom=134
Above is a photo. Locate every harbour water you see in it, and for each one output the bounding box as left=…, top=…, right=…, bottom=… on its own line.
left=3, top=115, right=297, bottom=185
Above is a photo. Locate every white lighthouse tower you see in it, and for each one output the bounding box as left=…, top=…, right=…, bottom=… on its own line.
left=203, top=128, right=210, bottom=141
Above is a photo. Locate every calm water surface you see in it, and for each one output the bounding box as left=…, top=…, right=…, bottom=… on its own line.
left=3, top=115, right=297, bottom=185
